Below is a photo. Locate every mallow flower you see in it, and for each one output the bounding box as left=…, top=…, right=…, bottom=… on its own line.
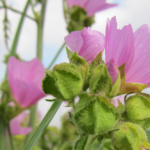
left=106, top=17, right=150, bottom=86
left=65, top=27, right=105, bottom=64
left=66, top=0, right=117, bottom=16
left=8, top=57, right=45, bottom=108
left=10, top=111, right=31, bottom=135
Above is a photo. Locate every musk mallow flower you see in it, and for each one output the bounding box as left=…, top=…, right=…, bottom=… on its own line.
left=66, top=0, right=117, bottom=16
left=10, top=111, right=31, bottom=135
left=65, top=27, right=105, bottom=64
left=106, top=17, right=150, bottom=86
left=8, top=57, right=46, bottom=108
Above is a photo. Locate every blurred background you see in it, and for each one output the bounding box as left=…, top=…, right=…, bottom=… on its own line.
left=0, top=0, right=150, bottom=127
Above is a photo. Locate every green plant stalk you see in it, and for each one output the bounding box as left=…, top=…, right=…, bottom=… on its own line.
left=0, top=117, right=6, bottom=150
left=4, top=0, right=31, bottom=78
left=24, top=100, right=62, bottom=150
left=0, top=6, right=35, bottom=21
left=7, top=123, right=15, bottom=150
left=26, top=0, right=48, bottom=143
left=47, top=42, right=66, bottom=69
left=84, top=135, right=98, bottom=150
left=36, top=0, right=47, bottom=60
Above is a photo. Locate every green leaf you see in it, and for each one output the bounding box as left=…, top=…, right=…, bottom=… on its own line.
left=125, top=94, right=150, bottom=130
left=42, top=63, right=83, bottom=100
left=74, top=93, right=120, bottom=135
left=66, top=46, right=73, bottom=62
left=68, top=112, right=76, bottom=126
left=74, top=135, right=88, bottom=150
left=146, top=130, right=150, bottom=143
left=89, top=64, right=112, bottom=96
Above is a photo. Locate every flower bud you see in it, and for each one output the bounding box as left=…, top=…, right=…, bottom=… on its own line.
left=111, top=122, right=150, bottom=150
left=125, top=94, right=150, bottom=130
left=42, top=63, right=83, bottom=101
left=74, top=93, right=120, bottom=135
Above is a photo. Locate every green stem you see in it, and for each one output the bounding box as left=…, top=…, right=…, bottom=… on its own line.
left=25, top=0, right=48, bottom=144
left=47, top=42, right=66, bottom=69
left=7, top=123, right=15, bottom=150
left=24, top=101, right=62, bottom=150
left=84, top=135, right=98, bottom=150
left=98, top=139, right=105, bottom=149
left=0, top=6, right=35, bottom=21
left=36, top=0, right=47, bottom=60
left=0, top=117, right=6, bottom=150
left=4, top=0, right=31, bottom=78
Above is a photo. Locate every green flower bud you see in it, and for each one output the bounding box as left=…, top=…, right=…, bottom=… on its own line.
left=126, top=94, right=150, bottom=130
left=89, top=64, right=112, bottom=97
left=111, top=122, right=150, bottom=150
left=42, top=63, right=83, bottom=100
left=74, top=93, right=120, bottom=135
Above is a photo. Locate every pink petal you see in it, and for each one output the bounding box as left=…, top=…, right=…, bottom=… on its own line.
left=126, top=25, right=150, bottom=86
left=79, top=27, right=105, bottom=64
left=64, top=31, right=83, bottom=54
left=10, top=111, right=32, bottom=135
left=85, top=0, right=117, bottom=16
left=8, top=57, right=46, bottom=108
left=106, top=58, right=118, bottom=83
left=113, top=95, right=125, bottom=107
left=105, top=17, right=134, bottom=73
left=66, top=0, right=87, bottom=8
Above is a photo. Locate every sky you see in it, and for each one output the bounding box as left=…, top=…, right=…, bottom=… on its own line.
left=0, top=0, right=150, bottom=127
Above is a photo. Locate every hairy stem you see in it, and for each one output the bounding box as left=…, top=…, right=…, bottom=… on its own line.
left=0, top=117, right=6, bottom=150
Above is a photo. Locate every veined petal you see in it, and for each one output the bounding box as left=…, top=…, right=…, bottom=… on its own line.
left=79, top=27, right=105, bottom=64
left=126, top=25, right=150, bottom=86
left=64, top=31, right=83, bottom=54
left=105, top=17, right=134, bottom=72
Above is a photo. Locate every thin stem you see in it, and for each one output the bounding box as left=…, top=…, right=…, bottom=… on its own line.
left=26, top=0, right=48, bottom=142
left=24, top=101, right=62, bottom=150
left=7, top=123, right=15, bottom=150
left=84, top=135, right=98, bottom=150
left=0, top=117, right=6, bottom=150
left=47, top=42, right=66, bottom=69
left=0, top=6, right=35, bottom=21
left=98, top=139, right=105, bottom=149
left=36, top=0, right=47, bottom=60
left=4, top=0, right=31, bottom=78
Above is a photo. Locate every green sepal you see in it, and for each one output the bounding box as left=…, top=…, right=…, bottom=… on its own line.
left=68, top=112, right=76, bottom=126
left=89, top=64, right=112, bottom=96
left=0, top=79, right=11, bottom=94
left=70, top=52, right=89, bottom=80
left=74, top=93, right=120, bottom=135
left=118, top=64, right=147, bottom=94
left=74, top=135, right=88, bottom=150
left=66, top=46, right=73, bottom=61
left=42, top=63, right=83, bottom=100
left=117, top=99, right=125, bottom=114
left=109, top=72, right=121, bottom=98
left=111, top=122, right=150, bottom=150
left=125, top=94, right=150, bottom=130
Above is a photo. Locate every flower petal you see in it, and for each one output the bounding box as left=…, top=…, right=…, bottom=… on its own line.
left=66, top=0, right=87, bottom=8
left=126, top=25, right=150, bottom=86
left=105, top=17, right=134, bottom=72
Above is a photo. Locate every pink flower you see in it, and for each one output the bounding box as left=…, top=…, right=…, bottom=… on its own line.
left=65, top=27, right=105, bottom=64
left=113, top=95, right=124, bottom=107
left=8, top=57, right=46, bottom=108
left=105, top=17, right=150, bottom=86
left=66, top=0, right=117, bottom=16
left=10, top=111, right=32, bottom=135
